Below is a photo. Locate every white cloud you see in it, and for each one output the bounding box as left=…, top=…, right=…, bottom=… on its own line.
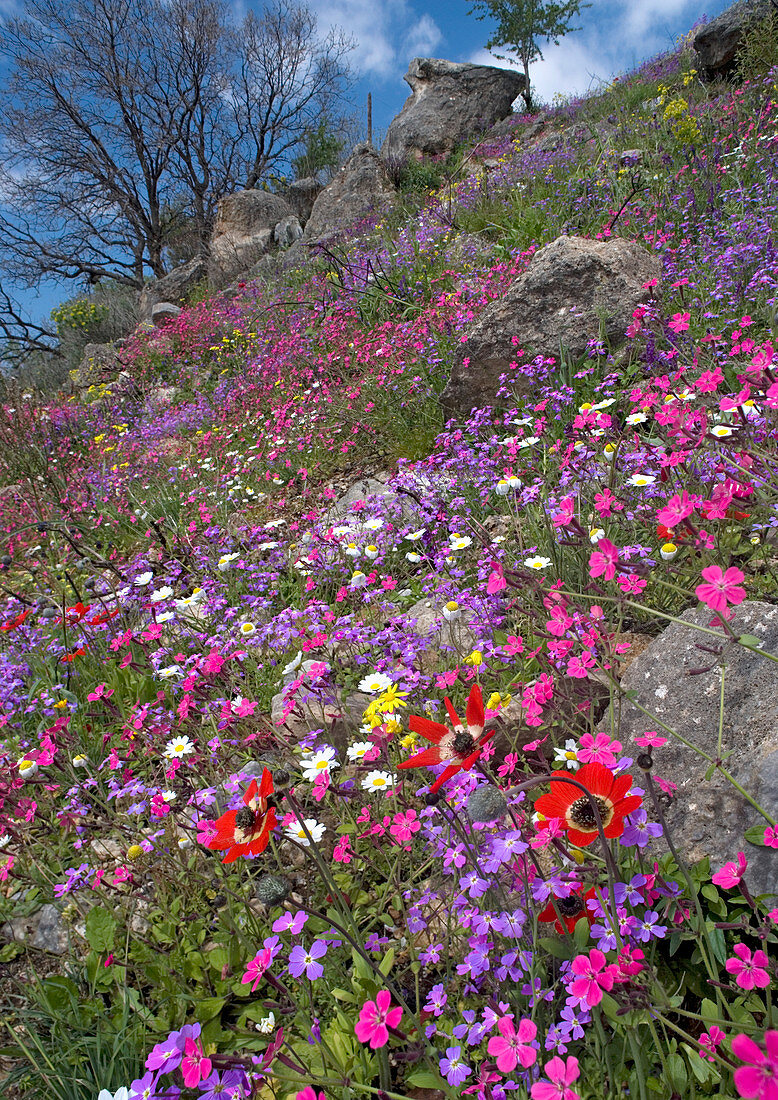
left=309, top=0, right=442, bottom=79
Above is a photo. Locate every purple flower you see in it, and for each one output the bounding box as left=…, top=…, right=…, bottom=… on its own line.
left=272, top=910, right=308, bottom=935
left=620, top=809, right=663, bottom=849
left=439, top=1045, right=471, bottom=1087
left=423, top=983, right=448, bottom=1016
left=198, top=1069, right=248, bottom=1099
left=129, top=1071, right=160, bottom=1100
left=633, top=911, right=667, bottom=943
left=288, top=939, right=328, bottom=980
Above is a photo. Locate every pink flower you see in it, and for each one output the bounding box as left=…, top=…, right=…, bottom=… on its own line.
left=487, top=563, right=507, bottom=594
left=731, top=1031, right=778, bottom=1100
left=296, top=1088, right=326, bottom=1100
left=668, top=311, right=690, bottom=333
left=569, top=949, right=616, bottom=1007
left=656, top=491, right=700, bottom=528
left=530, top=1055, right=581, bottom=1100
left=354, top=990, right=402, bottom=1049
left=553, top=496, right=576, bottom=528
left=712, top=851, right=748, bottom=889
left=695, top=565, right=746, bottom=615
left=764, top=826, right=778, bottom=849
left=634, top=731, right=667, bottom=748
left=578, top=732, right=623, bottom=768
left=181, top=1037, right=212, bottom=1087
left=589, top=539, right=619, bottom=581
left=503, top=634, right=524, bottom=655
left=333, top=835, right=353, bottom=864
left=726, top=944, right=771, bottom=990
left=242, top=947, right=273, bottom=992
left=487, top=1016, right=538, bottom=1073
left=698, top=1026, right=725, bottom=1062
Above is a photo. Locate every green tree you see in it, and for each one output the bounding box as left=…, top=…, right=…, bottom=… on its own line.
left=468, top=0, right=591, bottom=112
left=290, top=120, right=346, bottom=181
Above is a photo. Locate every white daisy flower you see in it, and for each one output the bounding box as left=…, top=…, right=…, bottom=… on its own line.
left=589, top=528, right=605, bottom=543
left=239, top=622, right=257, bottom=637
left=158, top=664, right=183, bottom=679
left=404, top=529, right=426, bottom=541
left=344, top=542, right=360, bottom=557
left=358, top=672, right=393, bottom=694
left=710, top=424, right=738, bottom=438
left=18, top=759, right=38, bottom=778
left=150, top=585, right=174, bottom=603
left=300, top=747, right=340, bottom=782
left=350, top=571, right=367, bottom=589
left=164, top=736, right=195, bottom=759
left=364, top=545, right=379, bottom=559
left=265, top=519, right=286, bottom=529
left=449, top=535, right=472, bottom=550
left=442, top=600, right=462, bottom=622
left=361, top=770, right=396, bottom=792
left=552, top=739, right=581, bottom=771
left=282, top=652, right=303, bottom=677
left=258, top=541, right=280, bottom=550
left=524, top=556, right=552, bottom=570
left=256, top=1011, right=276, bottom=1034
left=363, top=517, right=384, bottom=531
left=660, top=542, right=678, bottom=561
left=347, top=741, right=374, bottom=762
left=155, top=611, right=175, bottom=624
left=625, top=412, right=648, bottom=426
left=178, top=836, right=193, bottom=851
left=134, top=571, right=154, bottom=587
left=285, top=819, right=326, bottom=846
left=72, top=754, right=89, bottom=768
left=518, top=436, right=539, bottom=449
left=627, top=474, right=657, bottom=488
left=217, top=553, right=240, bottom=572
left=406, top=552, right=421, bottom=563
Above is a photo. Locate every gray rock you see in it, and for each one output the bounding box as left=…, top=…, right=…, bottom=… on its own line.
left=138, top=256, right=207, bottom=321
left=692, top=0, right=775, bottom=77
left=619, top=148, right=644, bottom=166
left=271, top=685, right=369, bottom=753
left=303, top=143, right=398, bottom=244
left=441, top=234, right=661, bottom=416
left=31, top=904, right=70, bottom=954
left=617, top=601, right=778, bottom=898
left=151, top=301, right=182, bottom=327
left=71, top=342, right=120, bottom=389
left=273, top=215, right=304, bottom=250
left=281, top=177, right=322, bottom=224
left=209, top=190, right=293, bottom=287
left=381, top=58, right=526, bottom=164
left=402, top=597, right=477, bottom=660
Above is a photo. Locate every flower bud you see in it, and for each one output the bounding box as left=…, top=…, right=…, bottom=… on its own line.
left=466, top=785, right=508, bottom=823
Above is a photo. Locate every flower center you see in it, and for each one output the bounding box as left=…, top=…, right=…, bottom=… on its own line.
left=235, top=806, right=255, bottom=830
left=557, top=894, right=585, bottom=918
left=453, top=730, right=476, bottom=756
left=568, top=794, right=612, bottom=832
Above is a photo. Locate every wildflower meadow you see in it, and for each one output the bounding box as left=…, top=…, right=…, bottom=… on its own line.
left=0, top=25, right=777, bottom=1100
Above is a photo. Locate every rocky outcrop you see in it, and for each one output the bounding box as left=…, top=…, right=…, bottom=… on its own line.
left=692, top=0, right=775, bottom=77
left=616, top=602, right=778, bottom=899
left=281, top=177, right=322, bottom=224
left=70, top=342, right=121, bottom=389
left=381, top=58, right=526, bottom=165
left=150, top=302, right=182, bottom=327
left=441, top=234, right=660, bottom=416
left=138, top=256, right=207, bottom=322
left=209, top=190, right=293, bottom=287
left=274, top=215, right=304, bottom=250
left=303, top=143, right=398, bottom=244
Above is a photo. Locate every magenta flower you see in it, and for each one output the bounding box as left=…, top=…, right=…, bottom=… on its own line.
left=588, top=539, right=619, bottom=581
left=487, top=1015, right=538, bottom=1073
left=656, top=491, right=701, bottom=528
left=530, top=1055, right=581, bottom=1100
left=354, top=990, right=402, bottom=1049
left=725, top=944, right=771, bottom=990
left=181, top=1037, right=212, bottom=1087
left=712, top=851, right=748, bottom=889
left=698, top=1025, right=725, bottom=1062
left=242, top=946, right=273, bottom=992
left=731, top=1031, right=778, bottom=1100
left=569, top=949, right=616, bottom=1007
left=765, top=826, right=778, bottom=849
left=295, top=1088, right=326, bottom=1100
left=577, top=732, right=622, bottom=768
left=695, top=565, right=746, bottom=615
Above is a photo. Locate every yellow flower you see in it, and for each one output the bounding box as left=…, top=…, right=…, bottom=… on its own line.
left=376, top=685, right=408, bottom=713
left=127, top=844, right=144, bottom=861
left=466, top=650, right=483, bottom=666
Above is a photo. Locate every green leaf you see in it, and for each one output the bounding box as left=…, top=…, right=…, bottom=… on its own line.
left=207, top=946, right=229, bottom=972
left=665, top=1052, right=687, bottom=1092
left=406, top=1070, right=445, bottom=1090
left=196, top=996, right=226, bottom=1022
left=85, top=906, right=117, bottom=952
left=378, top=947, right=395, bottom=978
left=331, top=988, right=356, bottom=1004
left=738, top=634, right=763, bottom=649
left=573, top=916, right=590, bottom=950
left=705, top=923, right=727, bottom=965
left=744, top=824, right=768, bottom=846
left=599, top=992, right=619, bottom=1021
left=538, top=936, right=572, bottom=960
left=704, top=761, right=718, bottom=781
left=701, top=884, right=720, bottom=903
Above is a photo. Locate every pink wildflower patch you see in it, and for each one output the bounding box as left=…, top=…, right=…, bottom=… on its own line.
left=695, top=565, right=746, bottom=615
left=354, top=990, right=402, bottom=1049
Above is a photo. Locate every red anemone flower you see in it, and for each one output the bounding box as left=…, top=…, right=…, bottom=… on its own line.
left=206, top=768, right=277, bottom=863
left=538, top=884, right=598, bottom=934
left=534, top=762, right=642, bottom=847
left=399, top=684, right=493, bottom=794
left=1, top=608, right=32, bottom=632
left=60, top=646, right=87, bottom=663
left=64, top=602, right=92, bottom=623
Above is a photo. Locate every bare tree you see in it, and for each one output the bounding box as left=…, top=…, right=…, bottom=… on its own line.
left=0, top=0, right=354, bottom=299
left=232, top=1, right=354, bottom=189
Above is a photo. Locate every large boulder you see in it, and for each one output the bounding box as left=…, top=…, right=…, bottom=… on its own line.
left=281, top=177, right=322, bottom=224
left=381, top=58, right=526, bottom=165
left=303, top=143, right=398, bottom=244
left=138, top=256, right=207, bottom=321
left=441, top=235, right=660, bottom=416
left=70, top=342, right=121, bottom=390
left=209, top=190, right=293, bottom=287
left=617, top=602, right=778, bottom=899
left=692, top=0, right=775, bottom=78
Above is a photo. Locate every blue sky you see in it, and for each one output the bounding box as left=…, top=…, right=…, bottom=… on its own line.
left=14, top=0, right=734, bottom=327
left=315, top=0, right=734, bottom=142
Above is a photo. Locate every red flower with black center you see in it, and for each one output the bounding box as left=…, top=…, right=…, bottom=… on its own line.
left=399, top=684, right=494, bottom=794
left=538, top=884, right=598, bottom=934
left=534, top=762, right=642, bottom=847
left=1, top=608, right=32, bottom=632
left=206, top=768, right=277, bottom=863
